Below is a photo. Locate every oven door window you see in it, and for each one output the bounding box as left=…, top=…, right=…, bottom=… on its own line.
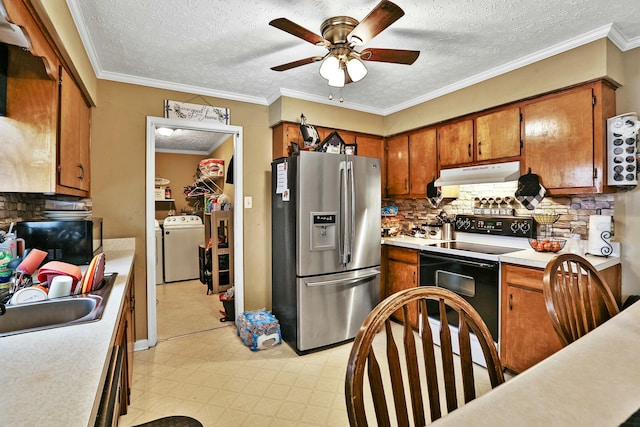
left=420, top=253, right=499, bottom=341
left=435, top=270, right=475, bottom=297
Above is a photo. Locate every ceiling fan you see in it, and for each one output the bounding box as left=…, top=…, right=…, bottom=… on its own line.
left=269, top=0, right=419, bottom=87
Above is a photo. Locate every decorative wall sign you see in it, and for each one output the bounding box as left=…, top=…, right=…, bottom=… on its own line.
left=164, top=100, right=230, bottom=124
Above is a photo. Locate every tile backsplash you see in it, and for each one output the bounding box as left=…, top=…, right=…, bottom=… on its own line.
left=0, top=193, right=47, bottom=231
left=383, top=182, right=615, bottom=239
left=0, top=193, right=87, bottom=232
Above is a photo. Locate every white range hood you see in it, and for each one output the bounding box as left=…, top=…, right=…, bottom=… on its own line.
left=434, top=161, right=521, bottom=186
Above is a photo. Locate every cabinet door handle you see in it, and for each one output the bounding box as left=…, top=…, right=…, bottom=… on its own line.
left=404, top=179, right=408, bottom=190
left=478, top=141, right=482, bottom=156
left=468, top=143, right=471, bottom=158
left=413, top=271, right=416, bottom=284
left=77, top=164, right=85, bottom=180
left=508, top=293, right=513, bottom=310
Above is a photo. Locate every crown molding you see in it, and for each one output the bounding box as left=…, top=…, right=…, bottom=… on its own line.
left=383, top=24, right=618, bottom=115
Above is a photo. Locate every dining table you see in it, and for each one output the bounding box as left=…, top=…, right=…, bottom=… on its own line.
left=430, top=299, right=640, bottom=426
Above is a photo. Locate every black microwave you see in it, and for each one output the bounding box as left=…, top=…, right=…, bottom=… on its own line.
left=16, top=218, right=103, bottom=265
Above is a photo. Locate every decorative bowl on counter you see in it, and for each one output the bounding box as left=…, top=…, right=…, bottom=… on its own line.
left=528, top=237, right=566, bottom=253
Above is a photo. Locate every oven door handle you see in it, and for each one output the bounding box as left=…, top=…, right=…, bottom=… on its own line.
left=420, top=252, right=498, bottom=270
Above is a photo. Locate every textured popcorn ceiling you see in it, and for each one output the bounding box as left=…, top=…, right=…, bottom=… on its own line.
left=155, top=128, right=231, bottom=154
left=68, top=0, right=640, bottom=116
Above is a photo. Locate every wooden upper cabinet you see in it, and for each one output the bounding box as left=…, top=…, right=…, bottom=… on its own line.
left=2, top=0, right=92, bottom=196
left=58, top=66, right=91, bottom=194
left=437, top=119, right=474, bottom=167
left=386, top=129, right=436, bottom=198
left=2, top=46, right=58, bottom=193
left=272, top=122, right=303, bottom=159
left=3, top=0, right=58, bottom=79
left=409, top=128, right=437, bottom=197
left=475, top=106, right=521, bottom=161
left=356, top=134, right=385, bottom=194
left=523, top=81, right=615, bottom=194
left=386, top=134, right=410, bottom=196
left=271, top=122, right=387, bottom=195
left=336, top=130, right=357, bottom=145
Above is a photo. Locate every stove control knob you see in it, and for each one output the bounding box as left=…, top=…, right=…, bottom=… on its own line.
left=456, top=218, right=470, bottom=230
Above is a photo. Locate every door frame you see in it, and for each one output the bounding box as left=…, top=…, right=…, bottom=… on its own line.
left=145, top=116, right=244, bottom=347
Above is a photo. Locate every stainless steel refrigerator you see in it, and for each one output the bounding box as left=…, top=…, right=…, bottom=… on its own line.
left=272, top=151, right=381, bottom=354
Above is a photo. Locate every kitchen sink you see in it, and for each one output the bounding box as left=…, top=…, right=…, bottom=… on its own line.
left=0, top=273, right=117, bottom=337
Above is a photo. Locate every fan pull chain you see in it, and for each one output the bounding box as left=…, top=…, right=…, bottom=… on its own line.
left=327, top=88, right=344, bottom=102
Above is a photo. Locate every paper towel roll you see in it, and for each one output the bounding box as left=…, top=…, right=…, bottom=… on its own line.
left=587, top=215, right=613, bottom=257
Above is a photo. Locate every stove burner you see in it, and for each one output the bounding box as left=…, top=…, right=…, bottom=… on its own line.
left=428, top=241, right=522, bottom=255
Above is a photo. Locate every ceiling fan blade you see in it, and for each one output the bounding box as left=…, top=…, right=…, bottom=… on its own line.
left=269, top=18, right=328, bottom=46
left=271, top=56, right=324, bottom=72
left=360, top=48, right=419, bottom=65
left=348, top=0, right=404, bottom=46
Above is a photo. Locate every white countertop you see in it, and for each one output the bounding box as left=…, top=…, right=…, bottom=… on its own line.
left=382, top=236, right=620, bottom=271
left=499, top=247, right=620, bottom=270
left=0, top=239, right=135, bottom=427
left=430, top=300, right=640, bottom=426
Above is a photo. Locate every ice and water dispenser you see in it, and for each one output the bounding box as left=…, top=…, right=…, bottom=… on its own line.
left=310, top=213, right=337, bottom=251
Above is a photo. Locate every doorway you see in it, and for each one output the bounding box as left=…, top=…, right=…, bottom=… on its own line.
left=145, top=116, right=244, bottom=348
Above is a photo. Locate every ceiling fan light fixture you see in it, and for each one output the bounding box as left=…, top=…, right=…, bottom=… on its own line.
left=319, top=55, right=340, bottom=80
left=157, top=127, right=175, bottom=136
left=327, top=69, right=345, bottom=87
left=346, top=57, right=367, bottom=82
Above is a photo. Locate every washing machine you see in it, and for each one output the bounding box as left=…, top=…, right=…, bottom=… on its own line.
left=163, top=215, right=205, bottom=282
left=154, top=220, right=164, bottom=284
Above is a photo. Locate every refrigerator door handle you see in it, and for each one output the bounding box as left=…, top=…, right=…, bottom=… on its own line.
left=347, top=160, right=355, bottom=264
left=305, top=270, right=380, bottom=287
left=340, top=160, right=349, bottom=264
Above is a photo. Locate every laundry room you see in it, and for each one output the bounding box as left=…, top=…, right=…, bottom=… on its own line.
left=154, top=127, right=235, bottom=340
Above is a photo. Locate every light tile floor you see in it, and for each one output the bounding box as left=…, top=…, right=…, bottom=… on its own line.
left=155, top=280, right=230, bottom=341
left=119, top=280, right=508, bottom=426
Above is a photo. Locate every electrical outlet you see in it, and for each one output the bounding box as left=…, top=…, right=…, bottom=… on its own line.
left=244, top=196, right=252, bottom=209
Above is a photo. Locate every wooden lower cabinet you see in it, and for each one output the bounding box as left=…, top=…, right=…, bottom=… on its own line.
left=116, top=268, right=136, bottom=414
left=500, top=262, right=621, bottom=373
left=500, top=264, right=563, bottom=373
left=384, top=246, right=419, bottom=328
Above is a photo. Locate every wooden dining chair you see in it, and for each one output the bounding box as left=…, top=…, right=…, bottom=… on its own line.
left=542, top=253, right=620, bottom=347
left=345, top=287, right=505, bottom=427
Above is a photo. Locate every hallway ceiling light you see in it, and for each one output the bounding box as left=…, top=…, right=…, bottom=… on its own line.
left=157, top=127, right=175, bottom=136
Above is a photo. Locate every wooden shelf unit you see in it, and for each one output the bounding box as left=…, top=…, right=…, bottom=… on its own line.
left=207, top=210, right=234, bottom=293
